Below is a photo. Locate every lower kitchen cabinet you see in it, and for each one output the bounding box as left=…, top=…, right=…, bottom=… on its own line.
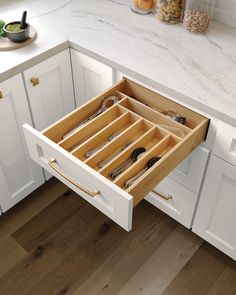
left=146, top=177, right=198, bottom=228
left=168, top=146, right=209, bottom=194
left=71, top=49, right=113, bottom=107
left=0, top=74, right=44, bottom=213
left=212, top=121, right=236, bottom=167
left=23, top=49, right=75, bottom=180
left=23, top=49, right=75, bottom=131
left=193, top=155, right=236, bottom=260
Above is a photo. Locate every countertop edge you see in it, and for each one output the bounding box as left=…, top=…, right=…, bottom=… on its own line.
left=0, top=40, right=70, bottom=84
left=70, top=41, right=236, bottom=128
left=0, top=39, right=235, bottom=128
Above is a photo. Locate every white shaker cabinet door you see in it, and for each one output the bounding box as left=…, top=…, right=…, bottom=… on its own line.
left=23, top=49, right=75, bottom=131
left=0, top=74, right=44, bottom=212
left=23, top=49, right=75, bottom=180
left=71, top=49, right=113, bottom=107
left=193, top=155, right=236, bottom=260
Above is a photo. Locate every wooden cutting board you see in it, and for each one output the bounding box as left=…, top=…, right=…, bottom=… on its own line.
left=0, top=26, right=37, bottom=51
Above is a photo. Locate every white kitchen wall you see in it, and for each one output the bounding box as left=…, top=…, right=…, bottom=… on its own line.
left=213, top=0, right=236, bottom=27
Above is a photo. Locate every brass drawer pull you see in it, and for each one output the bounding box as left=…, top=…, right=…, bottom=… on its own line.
left=48, top=158, right=99, bottom=197
left=0, top=91, right=3, bottom=99
left=152, top=190, right=173, bottom=201
left=30, top=77, right=39, bottom=86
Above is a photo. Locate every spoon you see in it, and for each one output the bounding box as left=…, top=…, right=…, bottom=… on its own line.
left=80, top=95, right=119, bottom=126
left=125, top=156, right=161, bottom=187
left=110, top=147, right=146, bottom=179
left=63, top=95, right=119, bottom=139
left=20, top=11, right=27, bottom=30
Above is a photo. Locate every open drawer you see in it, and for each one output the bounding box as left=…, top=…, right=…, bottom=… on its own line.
left=23, top=78, right=209, bottom=231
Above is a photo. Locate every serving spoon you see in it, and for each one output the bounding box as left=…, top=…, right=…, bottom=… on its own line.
left=110, top=147, right=146, bottom=179
left=125, top=156, right=161, bottom=187
left=63, top=95, right=119, bottom=139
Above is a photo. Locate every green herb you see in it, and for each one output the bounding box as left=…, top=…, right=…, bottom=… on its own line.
left=0, top=30, right=6, bottom=37
left=0, top=19, right=6, bottom=38
left=0, top=19, right=5, bottom=30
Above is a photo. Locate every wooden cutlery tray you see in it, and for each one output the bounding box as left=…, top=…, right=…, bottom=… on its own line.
left=23, top=78, right=209, bottom=231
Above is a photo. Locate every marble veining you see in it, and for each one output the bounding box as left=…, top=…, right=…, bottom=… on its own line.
left=69, top=0, right=236, bottom=126
left=0, top=0, right=235, bottom=127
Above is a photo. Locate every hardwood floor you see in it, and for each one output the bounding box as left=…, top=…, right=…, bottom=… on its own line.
left=0, top=178, right=235, bottom=295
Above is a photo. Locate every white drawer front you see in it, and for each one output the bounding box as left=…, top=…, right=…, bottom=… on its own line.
left=145, top=177, right=198, bottom=228
left=168, top=146, right=209, bottom=193
left=212, top=121, right=236, bottom=166
left=23, top=124, right=133, bottom=231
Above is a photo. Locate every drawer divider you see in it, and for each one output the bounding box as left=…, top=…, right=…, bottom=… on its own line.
left=99, top=126, right=163, bottom=178
left=113, top=134, right=176, bottom=193
left=84, top=118, right=145, bottom=169
left=127, top=119, right=209, bottom=203
left=42, top=78, right=128, bottom=142
left=119, top=97, right=191, bottom=137
left=71, top=111, right=138, bottom=161
left=58, top=105, right=124, bottom=151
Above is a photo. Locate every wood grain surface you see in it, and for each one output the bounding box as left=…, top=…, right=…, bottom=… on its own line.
left=0, top=178, right=235, bottom=295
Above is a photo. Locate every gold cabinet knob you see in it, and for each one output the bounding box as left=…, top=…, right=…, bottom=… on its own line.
left=30, top=77, right=39, bottom=87
left=0, top=91, right=3, bottom=99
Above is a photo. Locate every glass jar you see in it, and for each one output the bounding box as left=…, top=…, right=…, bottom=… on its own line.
left=156, top=0, right=183, bottom=24
left=131, top=0, right=155, bottom=14
left=183, top=0, right=214, bottom=33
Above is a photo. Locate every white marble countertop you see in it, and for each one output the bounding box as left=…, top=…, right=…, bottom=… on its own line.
left=0, top=0, right=70, bottom=80
left=0, top=0, right=236, bottom=127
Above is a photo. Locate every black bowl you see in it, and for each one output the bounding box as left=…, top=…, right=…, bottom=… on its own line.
left=3, top=21, right=30, bottom=43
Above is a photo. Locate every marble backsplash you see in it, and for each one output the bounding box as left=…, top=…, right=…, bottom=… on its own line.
left=122, top=0, right=236, bottom=28
left=213, top=0, right=236, bottom=27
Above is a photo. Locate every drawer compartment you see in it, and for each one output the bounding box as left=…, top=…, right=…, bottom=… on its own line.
left=23, top=78, right=209, bottom=231
left=145, top=177, right=198, bottom=228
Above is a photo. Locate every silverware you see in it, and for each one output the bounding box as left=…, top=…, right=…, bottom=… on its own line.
left=110, top=147, right=146, bottom=179
left=85, top=131, right=122, bottom=158
left=98, top=141, right=133, bottom=168
left=63, top=95, right=119, bottom=139
left=125, top=157, right=160, bottom=187
left=162, top=110, right=186, bottom=125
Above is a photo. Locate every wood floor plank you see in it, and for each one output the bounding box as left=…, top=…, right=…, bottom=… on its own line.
left=77, top=197, right=158, bottom=231
left=70, top=211, right=178, bottom=295
left=0, top=178, right=68, bottom=241
left=25, top=202, right=170, bottom=295
left=207, top=260, right=236, bottom=295
left=118, top=225, right=203, bottom=295
left=0, top=179, right=235, bottom=295
left=161, top=243, right=230, bottom=295
left=12, top=189, right=86, bottom=252
left=0, top=236, right=27, bottom=277
left=0, top=210, right=94, bottom=295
